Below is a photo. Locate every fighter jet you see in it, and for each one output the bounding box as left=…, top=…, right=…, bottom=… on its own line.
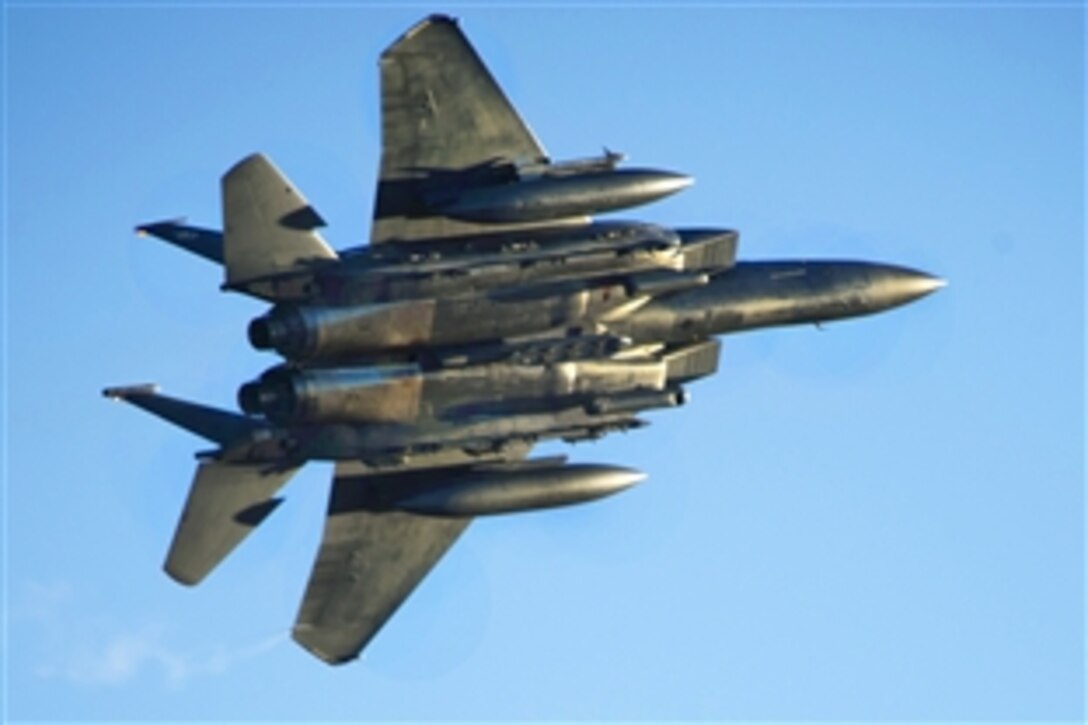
left=107, top=15, right=943, bottom=664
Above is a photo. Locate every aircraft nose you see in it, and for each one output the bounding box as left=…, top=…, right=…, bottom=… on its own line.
left=872, top=266, right=947, bottom=310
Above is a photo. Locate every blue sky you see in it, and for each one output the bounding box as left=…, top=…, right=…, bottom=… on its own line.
left=4, top=2, right=1083, bottom=721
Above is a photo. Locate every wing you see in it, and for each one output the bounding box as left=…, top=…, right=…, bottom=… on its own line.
left=291, top=462, right=471, bottom=664
left=165, top=461, right=300, bottom=585
left=371, top=15, right=579, bottom=244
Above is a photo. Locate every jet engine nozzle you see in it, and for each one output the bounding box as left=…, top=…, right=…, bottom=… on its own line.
left=247, top=301, right=436, bottom=360
left=236, top=371, right=300, bottom=421
left=247, top=318, right=275, bottom=351
left=238, top=365, right=423, bottom=425
left=237, top=382, right=269, bottom=416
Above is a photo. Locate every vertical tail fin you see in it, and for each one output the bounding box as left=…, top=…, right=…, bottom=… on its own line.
left=165, top=461, right=301, bottom=585
left=221, top=153, right=338, bottom=287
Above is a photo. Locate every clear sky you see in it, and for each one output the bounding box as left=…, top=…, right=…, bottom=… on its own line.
left=3, top=2, right=1084, bottom=721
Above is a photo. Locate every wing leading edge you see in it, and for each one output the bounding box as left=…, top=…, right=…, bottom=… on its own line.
left=371, top=15, right=585, bottom=244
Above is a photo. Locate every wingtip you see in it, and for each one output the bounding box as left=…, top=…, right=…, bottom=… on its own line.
left=103, top=383, right=160, bottom=400
left=135, top=216, right=188, bottom=237
left=163, top=561, right=203, bottom=587
left=385, top=14, right=462, bottom=58
left=291, top=625, right=361, bottom=666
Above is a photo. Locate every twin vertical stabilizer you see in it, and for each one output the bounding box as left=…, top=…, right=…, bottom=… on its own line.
left=221, top=153, right=338, bottom=286
left=166, top=461, right=299, bottom=585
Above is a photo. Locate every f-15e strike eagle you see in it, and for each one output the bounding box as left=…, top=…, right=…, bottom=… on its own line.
left=106, top=15, right=943, bottom=664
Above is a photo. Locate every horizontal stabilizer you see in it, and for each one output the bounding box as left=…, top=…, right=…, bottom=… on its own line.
left=222, top=153, right=338, bottom=286
left=103, top=385, right=260, bottom=446
left=292, top=462, right=470, bottom=664
left=135, top=220, right=224, bottom=264
left=165, top=461, right=300, bottom=585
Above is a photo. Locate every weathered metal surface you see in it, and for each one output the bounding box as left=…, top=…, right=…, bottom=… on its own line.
left=110, top=14, right=944, bottom=666
left=608, top=261, right=945, bottom=343
left=240, top=357, right=670, bottom=426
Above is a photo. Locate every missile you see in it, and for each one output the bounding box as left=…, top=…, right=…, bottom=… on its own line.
left=431, top=333, right=630, bottom=368
left=437, top=168, right=692, bottom=223
left=585, top=387, right=687, bottom=415
left=625, top=269, right=709, bottom=297
left=391, top=462, right=645, bottom=516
